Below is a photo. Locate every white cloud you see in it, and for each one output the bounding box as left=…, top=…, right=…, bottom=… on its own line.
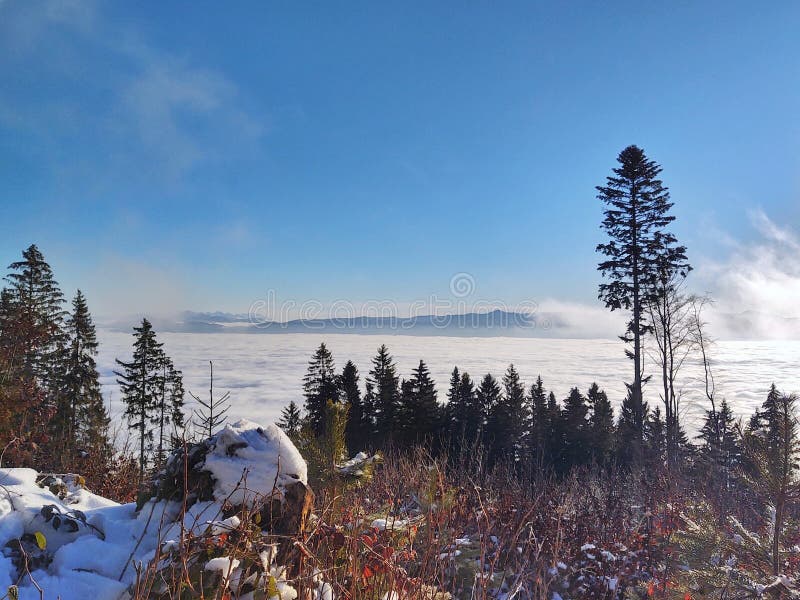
left=696, top=210, right=800, bottom=339
left=119, top=61, right=260, bottom=178
left=533, top=298, right=624, bottom=339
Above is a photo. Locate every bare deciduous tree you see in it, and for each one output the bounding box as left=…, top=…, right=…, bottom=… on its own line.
left=646, top=272, right=698, bottom=466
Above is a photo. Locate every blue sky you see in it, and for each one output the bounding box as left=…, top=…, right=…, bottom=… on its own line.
left=1, top=1, right=799, bottom=328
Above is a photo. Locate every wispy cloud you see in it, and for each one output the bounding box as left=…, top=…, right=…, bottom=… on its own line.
left=697, top=210, right=800, bottom=339
left=41, top=0, right=96, bottom=30
left=118, top=61, right=263, bottom=178
left=0, top=0, right=266, bottom=182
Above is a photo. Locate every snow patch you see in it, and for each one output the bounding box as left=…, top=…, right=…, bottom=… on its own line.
left=0, top=419, right=309, bottom=600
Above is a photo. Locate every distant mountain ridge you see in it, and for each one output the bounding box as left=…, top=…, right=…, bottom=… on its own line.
left=160, top=309, right=553, bottom=337
left=102, top=307, right=800, bottom=340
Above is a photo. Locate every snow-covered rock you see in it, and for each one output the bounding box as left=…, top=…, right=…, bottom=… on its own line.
left=203, top=419, right=307, bottom=505
left=153, top=419, right=307, bottom=509
left=0, top=419, right=311, bottom=600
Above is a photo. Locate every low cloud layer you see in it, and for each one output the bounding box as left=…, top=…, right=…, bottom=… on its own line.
left=96, top=330, right=800, bottom=433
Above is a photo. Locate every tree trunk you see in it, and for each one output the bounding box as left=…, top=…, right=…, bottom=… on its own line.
left=774, top=498, right=784, bottom=575
left=631, top=187, right=643, bottom=443
left=662, top=320, right=671, bottom=463
left=139, top=348, right=147, bottom=486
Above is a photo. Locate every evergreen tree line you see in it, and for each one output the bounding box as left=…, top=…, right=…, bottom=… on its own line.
left=0, top=244, right=110, bottom=469
left=0, top=244, right=185, bottom=485
left=278, top=143, right=705, bottom=476
left=280, top=341, right=796, bottom=480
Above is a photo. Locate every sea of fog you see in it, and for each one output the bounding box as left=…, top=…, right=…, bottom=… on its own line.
left=96, top=331, right=800, bottom=436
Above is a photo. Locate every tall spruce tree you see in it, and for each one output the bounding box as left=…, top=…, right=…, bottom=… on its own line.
left=476, top=374, right=500, bottom=452
left=616, top=388, right=645, bottom=465
left=446, top=367, right=463, bottom=435
left=3, top=244, right=66, bottom=389
left=368, top=345, right=400, bottom=443
left=546, top=391, right=561, bottom=465
left=399, top=360, right=440, bottom=446
left=153, top=354, right=184, bottom=467
left=459, top=372, right=483, bottom=448
left=596, top=146, right=688, bottom=451
left=303, top=343, right=339, bottom=437
left=277, top=400, right=303, bottom=441
left=529, top=376, right=550, bottom=469
left=698, top=398, right=740, bottom=473
left=57, top=290, right=108, bottom=466
left=339, top=360, right=365, bottom=454
left=447, top=367, right=481, bottom=451
left=762, top=384, right=784, bottom=454
left=361, top=380, right=377, bottom=446
left=114, top=318, right=165, bottom=483
left=487, top=365, right=529, bottom=465
left=644, top=407, right=667, bottom=464
left=560, top=387, right=590, bottom=472
left=587, top=382, right=614, bottom=466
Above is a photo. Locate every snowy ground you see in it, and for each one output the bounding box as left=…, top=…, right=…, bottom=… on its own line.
left=0, top=420, right=305, bottom=600
left=96, top=331, right=800, bottom=433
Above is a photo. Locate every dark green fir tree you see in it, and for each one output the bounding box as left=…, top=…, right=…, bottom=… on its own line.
left=114, top=318, right=165, bottom=483
left=487, top=365, right=529, bottom=466
left=560, top=387, right=590, bottom=472
left=277, top=400, right=303, bottom=441
left=3, top=244, right=66, bottom=389
left=587, top=382, right=614, bottom=466
left=399, top=360, right=440, bottom=446
left=57, top=290, right=109, bottom=467
left=339, top=360, right=366, bottom=454
left=529, top=376, right=550, bottom=469
left=153, top=353, right=184, bottom=467
left=303, top=342, right=339, bottom=437
left=368, top=345, right=400, bottom=443
left=476, top=373, right=500, bottom=451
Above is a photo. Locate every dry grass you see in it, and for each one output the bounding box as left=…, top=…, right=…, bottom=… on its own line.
left=120, top=447, right=689, bottom=600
